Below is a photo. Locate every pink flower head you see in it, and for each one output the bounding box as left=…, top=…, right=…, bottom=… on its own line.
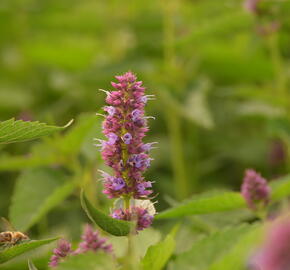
left=253, top=216, right=290, bottom=270
left=243, top=0, right=260, bottom=14
left=98, top=72, right=155, bottom=199
left=75, top=224, right=112, bottom=254
left=241, top=169, right=271, bottom=210
left=111, top=206, right=153, bottom=232
left=49, top=239, right=72, bottom=267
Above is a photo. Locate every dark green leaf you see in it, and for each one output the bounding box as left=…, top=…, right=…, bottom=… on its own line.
left=80, top=191, right=131, bottom=236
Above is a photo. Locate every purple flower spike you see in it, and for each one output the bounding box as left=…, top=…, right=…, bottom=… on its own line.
left=241, top=169, right=271, bottom=210
left=253, top=216, right=290, bottom=270
left=75, top=225, right=113, bottom=254
left=97, top=72, right=154, bottom=199
left=49, top=239, right=72, bottom=267
left=97, top=71, right=156, bottom=231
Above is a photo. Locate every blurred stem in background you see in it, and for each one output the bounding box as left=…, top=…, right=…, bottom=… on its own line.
left=266, top=31, right=290, bottom=171
left=267, top=32, right=287, bottom=98
left=160, top=0, right=190, bottom=200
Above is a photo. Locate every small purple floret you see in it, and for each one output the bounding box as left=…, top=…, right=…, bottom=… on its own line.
left=104, top=106, right=116, bottom=116
left=122, top=132, right=132, bottom=144
left=107, top=132, right=118, bottom=145
left=111, top=177, right=126, bottom=191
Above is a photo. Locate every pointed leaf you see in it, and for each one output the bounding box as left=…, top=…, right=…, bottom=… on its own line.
left=0, top=238, right=58, bottom=264
left=156, top=192, right=246, bottom=219
left=141, top=226, right=178, bottom=270
left=10, top=168, right=77, bottom=231
left=80, top=191, right=131, bottom=236
left=0, top=118, right=72, bottom=144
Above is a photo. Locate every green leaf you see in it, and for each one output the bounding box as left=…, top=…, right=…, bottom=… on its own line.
left=270, top=175, right=290, bottom=201
left=0, top=153, right=55, bottom=171
left=209, top=224, right=263, bottom=270
left=56, top=252, right=117, bottom=270
left=0, top=238, right=58, bottom=264
left=171, top=224, right=258, bottom=270
left=0, top=118, right=72, bottom=144
left=156, top=191, right=246, bottom=219
left=10, top=168, right=77, bottom=231
left=141, top=225, right=178, bottom=270
left=80, top=191, right=131, bottom=236
left=28, top=260, right=39, bottom=270
left=57, top=114, right=99, bottom=156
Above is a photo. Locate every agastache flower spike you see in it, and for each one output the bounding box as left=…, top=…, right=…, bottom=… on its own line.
left=97, top=71, right=156, bottom=231
left=49, top=239, right=72, bottom=267
left=49, top=225, right=113, bottom=267
left=241, top=169, right=271, bottom=211
left=75, top=224, right=113, bottom=254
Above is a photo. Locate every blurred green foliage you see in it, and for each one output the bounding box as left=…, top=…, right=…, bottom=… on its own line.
left=1, top=0, right=290, bottom=269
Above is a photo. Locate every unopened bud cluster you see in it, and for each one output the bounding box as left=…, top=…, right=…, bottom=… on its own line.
left=241, top=169, right=271, bottom=211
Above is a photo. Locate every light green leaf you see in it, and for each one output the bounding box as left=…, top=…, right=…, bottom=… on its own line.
left=270, top=175, right=290, bottom=201
left=80, top=191, right=131, bottom=236
left=141, top=226, right=178, bottom=270
left=10, top=168, right=77, bottom=231
left=209, top=224, right=263, bottom=270
left=171, top=224, right=258, bottom=270
left=57, top=114, right=99, bottom=156
left=156, top=191, right=246, bottom=219
left=0, top=152, right=56, bottom=172
left=0, top=118, right=72, bottom=144
left=56, top=252, right=117, bottom=270
left=0, top=238, right=58, bottom=264
left=28, top=260, right=39, bottom=270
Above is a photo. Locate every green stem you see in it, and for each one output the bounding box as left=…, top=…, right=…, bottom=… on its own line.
left=161, top=0, right=190, bottom=200
left=267, top=33, right=287, bottom=98
left=267, top=32, right=290, bottom=170
left=165, top=108, right=189, bottom=199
